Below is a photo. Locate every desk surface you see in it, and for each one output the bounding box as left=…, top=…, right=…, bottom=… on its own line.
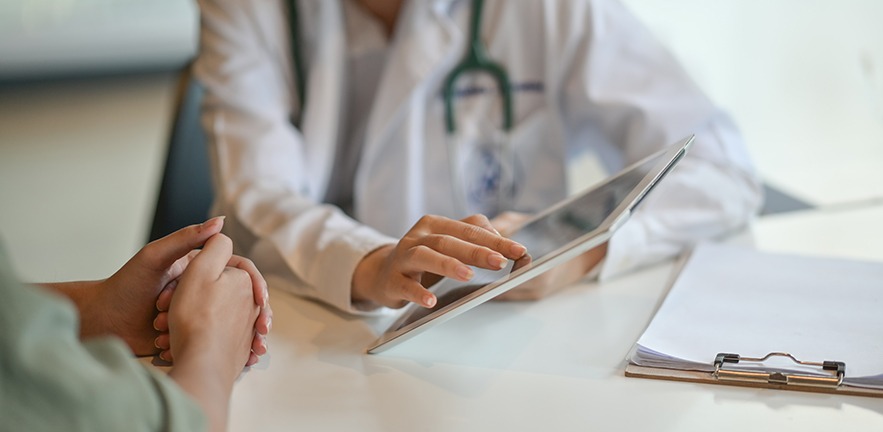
left=229, top=205, right=883, bottom=432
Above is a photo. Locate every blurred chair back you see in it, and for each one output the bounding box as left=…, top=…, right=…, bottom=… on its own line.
left=149, top=71, right=213, bottom=241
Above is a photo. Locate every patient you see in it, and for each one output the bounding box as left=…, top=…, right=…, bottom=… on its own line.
left=0, top=217, right=271, bottom=432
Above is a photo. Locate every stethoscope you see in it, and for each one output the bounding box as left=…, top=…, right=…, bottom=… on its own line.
left=288, top=0, right=518, bottom=216
left=443, top=0, right=518, bottom=217
left=442, top=0, right=513, bottom=133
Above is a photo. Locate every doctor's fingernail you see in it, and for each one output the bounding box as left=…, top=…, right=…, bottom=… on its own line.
left=510, top=243, right=527, bottom=257
left=424, top=295, right=437, bottom=308
left=488, top=254, right=507, bottom=270
left=456, top=265, right=473, bottom=281
left=152, top=316, right=161, bottom=331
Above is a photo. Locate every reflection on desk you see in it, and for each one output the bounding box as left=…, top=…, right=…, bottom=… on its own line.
left=229, top=206, right=883, bottom=432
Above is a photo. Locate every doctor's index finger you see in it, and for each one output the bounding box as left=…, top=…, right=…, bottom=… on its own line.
left=432, top=216, right=526, bottom=259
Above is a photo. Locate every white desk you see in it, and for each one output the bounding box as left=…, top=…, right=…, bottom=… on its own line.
left=230, top=205, right=883, bottom=431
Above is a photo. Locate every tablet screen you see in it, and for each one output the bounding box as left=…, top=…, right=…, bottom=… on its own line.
left=369, top=136, right=692, bottom=353
left=508, top=153, right=657, bottom=257
left=389, top=149, right=671, bottom=332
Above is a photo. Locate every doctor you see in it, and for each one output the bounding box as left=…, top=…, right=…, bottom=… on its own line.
left=194, top=0, right=762, bottom=313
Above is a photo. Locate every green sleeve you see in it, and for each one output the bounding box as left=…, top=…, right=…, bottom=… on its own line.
left=0, top=244, right=207, bottom=432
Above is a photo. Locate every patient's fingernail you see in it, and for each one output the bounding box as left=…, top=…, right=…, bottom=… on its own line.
left=489, top=254, right=507, bottom=270
left=152, top=316, right=161, bottom=331
left=201, top=216, right=226, bottom=230
left=154, top=337, right=162, bottom=350
left=424, top=295, right=437, bottom=308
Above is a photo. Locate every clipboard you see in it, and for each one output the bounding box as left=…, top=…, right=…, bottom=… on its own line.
left=625, top=352, right=883, bottom=398
left=624, top=242, right=883, bottom=398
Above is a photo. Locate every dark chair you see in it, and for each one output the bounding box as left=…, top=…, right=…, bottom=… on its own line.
left=148, top=71, right=214, bottom=242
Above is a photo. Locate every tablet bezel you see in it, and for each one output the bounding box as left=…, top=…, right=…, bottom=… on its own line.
left=367, top=135, right=694, bottom=354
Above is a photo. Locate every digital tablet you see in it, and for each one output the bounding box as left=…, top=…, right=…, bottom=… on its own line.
left=367, top=135, right=694, bottom=354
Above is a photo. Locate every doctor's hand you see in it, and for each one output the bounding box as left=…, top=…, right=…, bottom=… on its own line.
left=351, top=214, right=527, bottom=309
left=490, top=212, right=608, bottom=301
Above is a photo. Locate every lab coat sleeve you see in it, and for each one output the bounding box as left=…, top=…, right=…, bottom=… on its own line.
left=558, top=0, right=764, bottom=279
left=193, top=0, right=395, bottom=313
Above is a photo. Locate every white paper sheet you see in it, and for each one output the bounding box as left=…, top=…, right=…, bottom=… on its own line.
left=634, top=243, right=883, bottom=387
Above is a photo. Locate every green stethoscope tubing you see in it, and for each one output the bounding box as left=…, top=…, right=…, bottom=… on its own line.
left=288, top=0, right=514, bottom=133
left=443, top=0, right=514, bottom=133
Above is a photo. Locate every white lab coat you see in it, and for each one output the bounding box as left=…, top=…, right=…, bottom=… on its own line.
left=195, top=0, right=762, bottom=313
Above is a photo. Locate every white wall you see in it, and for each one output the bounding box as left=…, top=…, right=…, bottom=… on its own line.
left=0, top=74, right=177, bottom=281
left=622, top=0, right=883, bottom=205
left=0, top=0, right=195, bottom=281
left=0, top=0, right=198, bottom=78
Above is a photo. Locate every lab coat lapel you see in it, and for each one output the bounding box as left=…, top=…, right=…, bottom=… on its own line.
left=356, top=0, right=466, bottom=234
left=362, top=0, right=464, bottom=145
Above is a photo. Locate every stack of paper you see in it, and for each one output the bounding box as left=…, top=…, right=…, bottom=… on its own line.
left=629, top=242, right=883, bottom=390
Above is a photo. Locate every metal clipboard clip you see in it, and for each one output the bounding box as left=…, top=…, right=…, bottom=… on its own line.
left=714, top=352, right=846, bottom=389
